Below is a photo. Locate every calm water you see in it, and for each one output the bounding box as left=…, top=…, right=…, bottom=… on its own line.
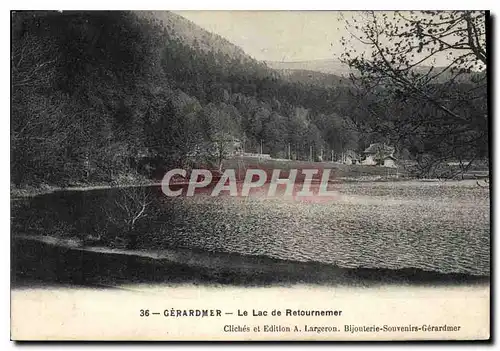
left=11, top=181, right=490, bottom=277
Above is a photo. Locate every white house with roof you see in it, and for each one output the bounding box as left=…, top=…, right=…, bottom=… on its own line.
left=362, top=143, right=397, bottom=168
left=342, top=150, right=361, bottom=165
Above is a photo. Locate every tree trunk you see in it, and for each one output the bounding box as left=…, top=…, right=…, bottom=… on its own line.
left=126, top=227, right=138, bottom=250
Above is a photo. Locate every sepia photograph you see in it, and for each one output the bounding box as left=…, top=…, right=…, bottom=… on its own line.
left=10, top=8, right=490, bottom=341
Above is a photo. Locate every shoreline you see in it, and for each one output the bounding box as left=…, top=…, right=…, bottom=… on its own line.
left=10, top=180, right=163, bottom=199
left=12, top=235, right=489, bottom=288
left=10, top=177, right=489, bottom=200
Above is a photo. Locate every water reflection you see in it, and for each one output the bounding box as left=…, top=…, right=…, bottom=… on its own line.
left=11, top=183, right=490, bottom=278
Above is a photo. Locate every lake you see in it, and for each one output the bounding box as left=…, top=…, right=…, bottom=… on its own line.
left=11, top=180, right=490, bottom=280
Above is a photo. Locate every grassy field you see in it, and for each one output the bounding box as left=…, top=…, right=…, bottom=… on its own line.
left=224, top=156, right=489, bottom=181
left=223, top=156, right=404, bottom=180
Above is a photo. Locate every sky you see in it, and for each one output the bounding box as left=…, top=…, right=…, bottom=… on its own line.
left=174, top=11, right=355, bottom=62
left=173, top=11, right=483, bottom=68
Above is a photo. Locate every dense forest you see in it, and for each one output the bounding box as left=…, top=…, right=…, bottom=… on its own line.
left=11, top=11, right=487, bottom=186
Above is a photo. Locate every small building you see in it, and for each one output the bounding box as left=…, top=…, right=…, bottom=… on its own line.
left=362, top=143, right=397, bottom=168
left=382, top=155, right=397, bottom=168
left=343, top=150, right=361, bottom=165
left=230, top=138, right=243, bottom=156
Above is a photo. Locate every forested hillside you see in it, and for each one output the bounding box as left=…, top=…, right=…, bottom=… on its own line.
left=266, top=59, right=353, bottom=76
left=11, top=10, right=487, bottom=187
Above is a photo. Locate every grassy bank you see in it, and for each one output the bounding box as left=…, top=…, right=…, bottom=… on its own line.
left=10, top=174, right=159, bottom=199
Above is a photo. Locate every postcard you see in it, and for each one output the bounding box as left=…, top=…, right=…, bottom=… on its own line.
left=10, top=9, right=490, bottom=341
